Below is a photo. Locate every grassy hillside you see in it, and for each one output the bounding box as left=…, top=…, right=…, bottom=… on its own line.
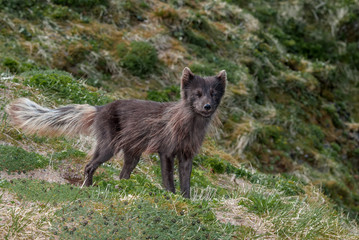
left=1, top=0, right=359, bottom=238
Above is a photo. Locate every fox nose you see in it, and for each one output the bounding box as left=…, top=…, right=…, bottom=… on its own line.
left=203, top=104, right=211, bottom=111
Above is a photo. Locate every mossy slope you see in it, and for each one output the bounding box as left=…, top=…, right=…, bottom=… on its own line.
left=1, top=0, right=359, bottom=238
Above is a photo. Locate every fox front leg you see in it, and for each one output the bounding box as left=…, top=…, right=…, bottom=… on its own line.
left=177, top=153, right=193, bottom=198
left=120, top=150, right=141, bottom=179
left=159, top=152, right=176, bottom=193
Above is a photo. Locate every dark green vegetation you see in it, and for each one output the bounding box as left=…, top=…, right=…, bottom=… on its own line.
left=118, top=41, right=159, bottom=77
left=147, top=85, right=180, bottom=102
left=53, top=199, right=233, bottom=239
left=1, top=179, right=236, bottom=239
left=1, top=0, right=359, bottom=238
left=24, top=70, right=112, bottom=105
left=0, top=145, right=49, bottom=173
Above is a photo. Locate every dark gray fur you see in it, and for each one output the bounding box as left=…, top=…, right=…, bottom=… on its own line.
left=84, top=68, right=226, bottom=198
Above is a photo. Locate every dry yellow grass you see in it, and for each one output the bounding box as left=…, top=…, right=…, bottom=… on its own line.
left=0, top=190, right=57, bottom=240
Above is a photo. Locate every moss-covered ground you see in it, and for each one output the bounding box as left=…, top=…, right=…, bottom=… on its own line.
left=1, top=0, right=359, bottom=238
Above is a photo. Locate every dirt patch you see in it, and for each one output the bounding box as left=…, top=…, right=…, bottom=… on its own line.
left=0, top=167, right=69, bottom=184
left=215, top=198, right=276, bottom=238
left=0, top=190, right=21, bottom=205
left=0, top=162, right=89, bottom=186
left=58, top=162, right=84, bottom=186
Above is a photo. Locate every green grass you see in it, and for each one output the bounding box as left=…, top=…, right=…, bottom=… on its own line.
left=1, top=57, right=40, bottom=73
left=235, top=185, right=358, bottom=239
left=146, top=85, right=180, bottom=102
left=1, top=178, right=237, bottom=239
left=53, top=0, right=109, bottom=9
left=119, top=41, right=159, bottom=77
left=23, top=70, right=111, bottom=105
left=194, top=155, right=227, bottom=174
left=51, top=198, right=236, bottom=239
left=1, top=179, right=116, bottom=203
left=53, top=148, right=87, bottom=161
left=240, top=191, right=290, bottom=215
left=0, top=145, right=49, bottom=173
left=1, top=0, right=359, bottom=238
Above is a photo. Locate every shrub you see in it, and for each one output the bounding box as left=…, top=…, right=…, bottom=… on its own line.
left=2, top=58, right=20, bottom=73
left=208, top=159, right=226, bottom=174
left=193, top=155, right=226, bottom=174
left=120, top=41, right=158, bottom=77
left=2, top=58, right=40, bottom=73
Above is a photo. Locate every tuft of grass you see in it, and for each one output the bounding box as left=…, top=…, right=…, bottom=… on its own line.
left=240, top=191, right=290, bottom=216
left=154, top=6, right=179, bottom=24
left=0, top=145, right=49, bottom=173
left=194, top=155, right=227, bottom=174
left=23, top=70, right=111, bottom=105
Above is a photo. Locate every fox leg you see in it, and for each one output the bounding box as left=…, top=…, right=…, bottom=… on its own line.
left=177, top=153, right=193, bottom=198
left=84, top=146, right=114, bottom=186
left=159, top=152, right=176, bottom=193
left=119, top=151, right=141, bottom=179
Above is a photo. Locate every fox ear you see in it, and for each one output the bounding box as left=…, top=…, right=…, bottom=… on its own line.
left=216, top=70, right=227, bottom=88
left=181, top=67, right=194, bottom=89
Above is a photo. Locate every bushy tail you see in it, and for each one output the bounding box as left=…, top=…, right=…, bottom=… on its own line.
left=6, top=98, right=97, bottom=137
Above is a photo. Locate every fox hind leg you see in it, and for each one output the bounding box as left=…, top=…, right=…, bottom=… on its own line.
left=84, top=145, right=114, bottom=186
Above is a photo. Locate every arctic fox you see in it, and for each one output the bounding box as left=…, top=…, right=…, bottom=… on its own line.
left=6, top=67, right=226, bottom=198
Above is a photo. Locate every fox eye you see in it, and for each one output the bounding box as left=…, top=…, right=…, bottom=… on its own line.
left=210, top=90, right=216, bottom=97
left=196, top=90, right=202, bottom=98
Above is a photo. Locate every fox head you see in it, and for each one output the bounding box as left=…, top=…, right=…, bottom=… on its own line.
left=180, top=67, right=226, bottom=118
